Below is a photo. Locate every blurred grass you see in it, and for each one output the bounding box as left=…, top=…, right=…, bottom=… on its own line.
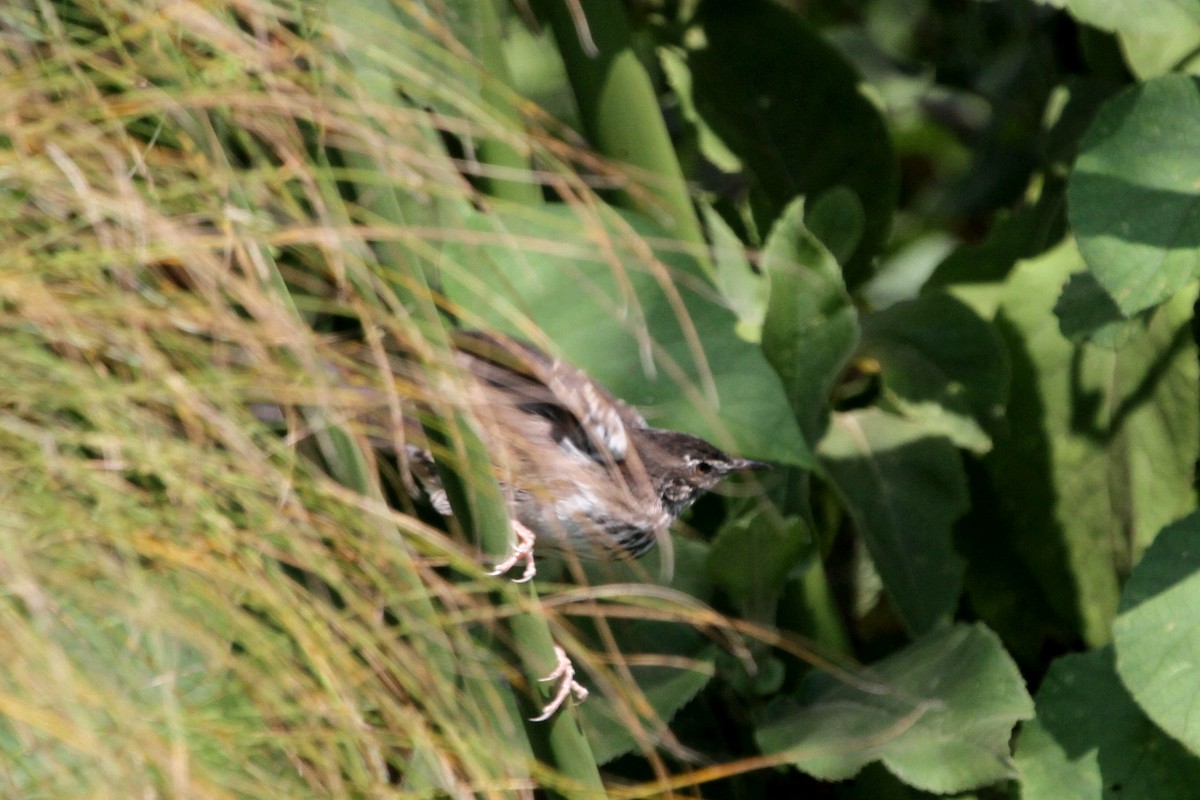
left=0, top=0, right=684, bottom=795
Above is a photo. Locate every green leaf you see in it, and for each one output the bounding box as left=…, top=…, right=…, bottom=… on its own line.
left=1054, top=270, right=1151, bottom=348
left=442, top=204, right=812, bottom=467
left=860, top=293, right=1009, bottom=454
left=805, top=186, right=865, bottom=268
left=1015, top=648, right=1200, bottom=799
left=707, top=510, right=808, bottom=604
left=989, top=239, right=1199, bottom=645
left=541, top=2, right=707, bottom=251
left=1114, top=511, right=1200, bottom=757
left=688, top=0, right=896, bottom=283
left=502, top=16, right=581, bottom=130
left=704, top=202, right=767, bottom=342
left=1068, top=75, right=1200, bottom=316
left=760, top=198, right=859, bottom=446
left=1036, top=0, right=1200, bottom=77
left=864, top=232, right=957, bottom=310
left=819, top=409, right=968, bottom=635
left=757, top=623, right=1033, bottom=792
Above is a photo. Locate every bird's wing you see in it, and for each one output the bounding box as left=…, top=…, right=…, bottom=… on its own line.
left=452, top=330, right=645, bottom=463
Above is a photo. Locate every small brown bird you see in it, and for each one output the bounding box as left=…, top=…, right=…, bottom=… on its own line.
left=398, top=332, right=768, bottom=720
left=284, top=330, right=767, bottom=719
left=400, top=331, right=769, bottom=582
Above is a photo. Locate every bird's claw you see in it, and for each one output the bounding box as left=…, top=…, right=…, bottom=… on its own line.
left=529, top=645, right=588, bottom=721
left=487, top=520, right=537, bottom=583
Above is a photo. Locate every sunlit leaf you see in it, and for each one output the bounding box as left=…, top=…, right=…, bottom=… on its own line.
left=758, top=624, right=1032, bottom=791
left=989, top=239, right=1199, bottom=645
left=1036, top=0, right=1200, bottom=77
left=1114, top=511, right=1200, bottom=757
left=760, top=198, right=859, bottom=446
left=1068, top=75, right=1200, bottom=316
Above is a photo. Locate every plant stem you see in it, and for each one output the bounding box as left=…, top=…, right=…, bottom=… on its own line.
left=542, top=0, right=708, bottom=259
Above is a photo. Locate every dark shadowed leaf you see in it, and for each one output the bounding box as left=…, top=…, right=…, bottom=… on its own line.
left=806, top=186, right=866, bottom=268
left=1015, top=648, right=1200, bottom=799
left=819, top=409, right=967, bottom=635
left=687, top=0, right=896, bottom=284
left=860, top=293, right=1009, bottom=454
left=1054, top=269, right=1151, bottom=347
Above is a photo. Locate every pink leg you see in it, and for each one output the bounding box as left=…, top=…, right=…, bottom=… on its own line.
left=529, top=645, right=588, bottom=721
left=487, top=520, right=537, bottom=583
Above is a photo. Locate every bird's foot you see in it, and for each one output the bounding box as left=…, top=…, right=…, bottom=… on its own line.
left=529, top=645, right=588, bottom=722
left=487, top=520, right=537, bottom=583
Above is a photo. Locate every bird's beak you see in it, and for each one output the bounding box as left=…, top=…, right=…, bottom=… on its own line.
left=730, top=457, right=772, bottom=473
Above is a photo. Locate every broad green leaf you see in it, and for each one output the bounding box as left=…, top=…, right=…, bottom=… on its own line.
left=989, top=239, right=1199, bottom=646
left=707, top=510, right=808, bottom=605
left=1016, top=648, right=1200, bottom=799
left=1068, top=75, right=1200, bottom=316
left=441, top=204, right=812, bottom=467
left=502, top=16, right=581, bottom=130
left=819, top=409, right=967, bottom=635
left=860, top=293, right=1009, bottom=454
left=688, top=0, right=897, bottom=283
left=1036, top=0, right=1200, bottom=77
left=539, top=3, right=707, bottom=253
left=760, top=198, right=859, bottom=446
left=1114, top=511, right=1200, bottom=757
left=757, top=623, right=1032, bottom=791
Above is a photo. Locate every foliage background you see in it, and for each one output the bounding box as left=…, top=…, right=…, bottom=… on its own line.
left=2, top=0, right=1199, bottom=797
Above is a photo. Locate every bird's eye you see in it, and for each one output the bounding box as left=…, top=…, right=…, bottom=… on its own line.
left=695, top=461, right=714, bottom=474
